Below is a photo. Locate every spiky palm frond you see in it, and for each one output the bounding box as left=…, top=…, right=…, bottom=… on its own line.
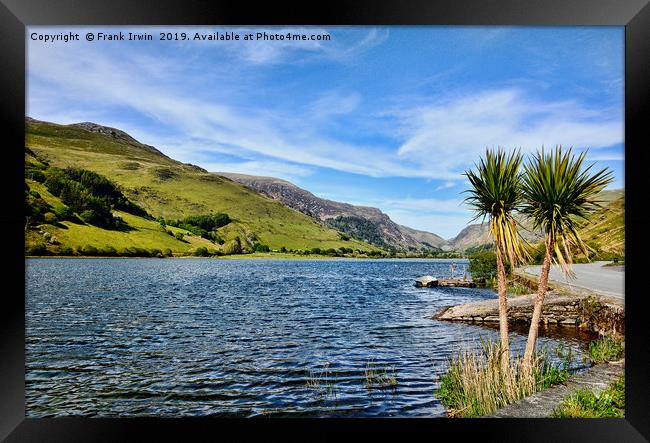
left=520, top=146, right=614, bottom=276
left=464, top=148, right=528, bottom=267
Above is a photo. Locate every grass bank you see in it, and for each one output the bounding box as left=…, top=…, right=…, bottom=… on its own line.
left=435, top=338, right=574, bottom=418
left=588, top=336, right=624, bottom=363
left=552, top=375, right=625, bottom=418
left=436, top=335, right=625, bottom=418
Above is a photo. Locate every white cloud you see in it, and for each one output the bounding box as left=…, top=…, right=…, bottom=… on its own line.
left=206, top=160, right=314, bottom=181
left=28, top=38, right=441, bottom=179
left=381, top=198, right=467, bottom=215
left=179, top=26, right=389, bottom=65
left=582, top=152, right=624, bottom=161
left=308, top=90, right=362, bottom=118
left=394, top=89, right=623, bottom=177
left=27, top=34, right=623, bottom=186
left=435, top=181, right=456, bottom=191
left=227, top=27, right=331, bottom=64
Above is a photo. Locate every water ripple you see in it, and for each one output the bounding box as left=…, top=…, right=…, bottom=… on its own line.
left=26, top=258, right=591, bottom=417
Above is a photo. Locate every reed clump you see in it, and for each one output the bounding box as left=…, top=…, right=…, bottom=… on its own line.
left=364, top=360, right=398, bottom=389
left=588, top=336, right=624, bottom=364
left=436, top=338, right=572, bottom=417
left=306, top=363, right=337, bottom=397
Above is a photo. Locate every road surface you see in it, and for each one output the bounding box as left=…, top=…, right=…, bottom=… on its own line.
left=520, top=261, right=624, bottom=301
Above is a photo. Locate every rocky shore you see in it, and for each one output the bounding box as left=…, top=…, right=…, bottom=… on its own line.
left=432, top=291, right=624, bottom=336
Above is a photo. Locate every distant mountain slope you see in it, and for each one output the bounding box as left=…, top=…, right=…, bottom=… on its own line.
left=25, top=118, right=377, bottom=253
left=447, top=216, right=545, bottom=252
left=447, top=223, right=492, bottom=251
left=218, top=172, right=447, bottom=251
left=447, top=189, right=624, bottom=253
left=395, top=224, right=449, bottom=250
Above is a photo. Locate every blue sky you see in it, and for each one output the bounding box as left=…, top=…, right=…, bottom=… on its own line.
left=27, top=26, right=624, bottom=239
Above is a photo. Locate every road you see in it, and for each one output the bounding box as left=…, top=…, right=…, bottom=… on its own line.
left=520, top=261, right=624, bottom=301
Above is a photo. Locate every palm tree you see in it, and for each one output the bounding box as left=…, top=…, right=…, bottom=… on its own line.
left=464, top=148, right=527, bottom=371
left=520, top=146, right=613, bottom=369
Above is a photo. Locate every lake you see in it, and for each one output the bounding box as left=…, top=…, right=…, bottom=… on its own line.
left=25, top=258, right=592, bottom=417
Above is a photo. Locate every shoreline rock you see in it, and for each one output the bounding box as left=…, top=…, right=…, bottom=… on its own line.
left=415, top=276, right=438, bottom=287
left=432, top=292, right=624, bottom=336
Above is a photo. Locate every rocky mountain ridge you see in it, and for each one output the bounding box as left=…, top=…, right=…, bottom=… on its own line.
left=218, top=173, right=448, bottom=251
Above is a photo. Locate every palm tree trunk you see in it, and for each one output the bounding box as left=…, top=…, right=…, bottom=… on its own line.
left=495, top=245, right=510, bottom=372
left=522, top=235, right=555, bottom=370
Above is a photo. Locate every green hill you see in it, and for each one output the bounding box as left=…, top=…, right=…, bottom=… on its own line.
left=577, top=191, right=624, bottom=260
left=526, top=190, right=625, bottom=263
left=25, top=119, right=378, bottom=256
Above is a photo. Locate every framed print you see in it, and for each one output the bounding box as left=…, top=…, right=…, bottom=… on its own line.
left=1, top=0, right=649, bottom=441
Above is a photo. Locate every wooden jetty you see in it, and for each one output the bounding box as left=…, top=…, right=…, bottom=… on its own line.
left=415, top=276, right=476, bottom=288
left=438, top=278, right=476, bottom=288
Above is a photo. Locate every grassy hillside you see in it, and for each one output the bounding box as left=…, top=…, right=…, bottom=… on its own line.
left=25, top=119, right=377, bottom=255
left=526, top=191, right=625, bottom=263
left=26, top=178, right=218, bottom=255
left=577, top=193, right=624, bottom=259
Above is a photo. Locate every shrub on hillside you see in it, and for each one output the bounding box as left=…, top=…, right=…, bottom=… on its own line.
left=25, top=168, right=46, bottom=182
left=166, top=214, right=231, bottom=243
left=79, top=245, right=98, bottom=256
left=25, top=187, right=52, bottom=225
left=194, top=247, right=210, bottom=257
left=253, top=243, right=270, bottom=252
left=53, top=204, right=74, bottom=221
left=98, top=246, right=117, bottom=256
left=58, top=246, right=74, bottom=256
left=26, top=242, right=48, bottom=256
left=42, top=166, right=149, bottom=228
left=468, top=251, right=511, bottom=283
left=223, top=237, right=242, bottom=255
left=43, top=212, right=58, bottom=224
left=205, top=231, right=224, bottom=244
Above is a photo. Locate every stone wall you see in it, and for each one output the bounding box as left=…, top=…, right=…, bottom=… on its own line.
left=576, top=296, right=625, bottom=336
left=433, top=293, right=624, bottom=337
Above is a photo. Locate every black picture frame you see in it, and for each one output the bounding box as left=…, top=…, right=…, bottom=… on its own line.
left=1, top=0, right=648, bottom=441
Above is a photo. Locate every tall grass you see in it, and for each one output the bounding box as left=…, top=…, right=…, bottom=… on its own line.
left=436, top=338, right=572, bottom=417
left=364, top=360, right=398, bottom=389
left=305, top=363, right=337, bottom=398
left=588, top=336, right=624, bottom=363
left=507, top=279, right=533, bottom=296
